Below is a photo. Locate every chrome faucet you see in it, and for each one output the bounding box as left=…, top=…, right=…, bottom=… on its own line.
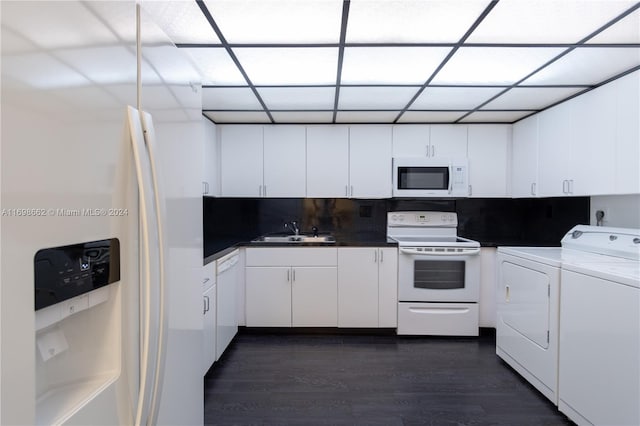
left=284, top=221, right=299, bottom=235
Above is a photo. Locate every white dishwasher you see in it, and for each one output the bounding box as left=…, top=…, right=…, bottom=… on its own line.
left=216, top=250, right=239, bottom=360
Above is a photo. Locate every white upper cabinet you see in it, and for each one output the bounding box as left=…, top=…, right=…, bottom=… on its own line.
left=571, top=85, right=617, bottom=196
left=537, top=102, right=573, bottom=197
left=613, top=72, right=640, bottom=195
left=511, top=115, right=539, bottom=198
left=220, top=125, right=264, bottom=197
left=467, top=125, right=511, bottom=197
left=392, top=125, right=430, bottom=157
left=263, top=125, right=306, bottom=197
left=430, top=125, right=469, bottom=158
left=306, top=125, right=350, bottom=197
left=202, top=119, right=218, bottom=196
left=349, top=125, right=392, bottom=198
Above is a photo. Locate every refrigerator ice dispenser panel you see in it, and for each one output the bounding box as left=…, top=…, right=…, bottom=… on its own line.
left=34, top=238, right=121, bottom=310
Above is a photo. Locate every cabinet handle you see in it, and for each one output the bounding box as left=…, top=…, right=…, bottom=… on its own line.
left=345, top=185, right=348, bottom=196
left=203, top=295, right=209, bottom=314
left=374, top=250, right=378, bottom=263
left=350, top=186, right=354, bottom=197
left=468, top=185, right=472, bottom=196
left=431, top=145, right=435, bottom=157
left=292, top=269, right=296, bottom=282
left=380, top=250, right=383, bottom=263
left=562, top=180, right=567, bottom=194
left=505, top=285, right=510, bottom=302
left=287, top=269, right=290, bottom=282
left=569, top=179, right=574, bottom=195
left=531, top=182, right=536, bottom=196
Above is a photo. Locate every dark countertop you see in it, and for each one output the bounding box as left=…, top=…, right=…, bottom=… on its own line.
left=204, top=232, right=397, bottom=265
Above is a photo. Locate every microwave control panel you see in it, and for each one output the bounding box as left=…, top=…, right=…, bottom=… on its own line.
left=34, top=238, right=120, bottom=310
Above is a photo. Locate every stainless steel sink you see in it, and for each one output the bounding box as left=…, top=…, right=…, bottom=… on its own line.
left=251, top=235, right=335, bottom=244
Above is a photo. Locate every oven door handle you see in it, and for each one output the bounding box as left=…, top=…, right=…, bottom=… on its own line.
left=399, top=247, right=480, bottom=256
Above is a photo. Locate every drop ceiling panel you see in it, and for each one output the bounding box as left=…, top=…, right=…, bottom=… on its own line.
left=588, top=8, right=640, bottom=43
left=233, top=48, right=338, bottom=85
left=183, top=48, right=246, bottom=85
left=433, top=47, right=565, bottom=85
left=411, top=87, right=505, bottom=109
left=338, top=86, right=418, bottom=109
left=341, top=47, right=453, bottom=84
left=336, top=111, right=399, bottom=123
left=484, top=87, right=585, bottom=110
left=460, top=110, right=536, bottom=123
left=346, top=0, right=492, bottom=43
left=204, top=111, right=271, bottom=123
left=203, top=87, right=262, bottom=110
left=1, top=1, right=120, bottom=49
left=258, top=87, right=335, bottom=110
left=467, top=0, right=638, bottom=43
left=271, top=111, right=333, bottom=123
left=397, top=111, right=466, bottom=123
left=202, top=0, right=343, bottom=43
left=141, top=1, right=221, bottom=44
left=522, top=47, right=640, bottom=85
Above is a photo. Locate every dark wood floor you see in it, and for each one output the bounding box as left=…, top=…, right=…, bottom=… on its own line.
left=204, top=329, right=573, bottom=426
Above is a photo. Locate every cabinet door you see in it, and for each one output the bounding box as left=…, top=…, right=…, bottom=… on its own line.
left=538, top=103, right=572, bottom=197
left=338, top=248, right=379, bottom=327
left=512, top=115, right=539, bottom=197
left=571, top=86, right=616, bottom=196
left=306, top=126, right=350, bottom=197
left=467, top=125, right=511, bottom=197
left=202, top=118, right=218, bottom=196
left=378, top=248, right=398, bottom=328
left=430, top=125, right=468, bottom=158
left=203, top=285, right=216, bottom=375
left=263, top=125, right=306, bottom=197
left=245, top=267, right=291, bottom=326
left=614, top=72, right=640, bottom=194
left=292, top=267, right=337, bottom=327
left=392, top=125, right=430, bottom=157
left=349, top=125, right=392, bottom=198
left=220, top=125, right=264, bottom=197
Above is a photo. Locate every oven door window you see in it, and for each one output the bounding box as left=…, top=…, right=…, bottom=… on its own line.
left=414, top=260, right=465, bottom=290
left=398, top=166, right=449, bottom=190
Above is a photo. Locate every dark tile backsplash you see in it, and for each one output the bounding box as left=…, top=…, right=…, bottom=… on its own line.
left=204, top=197, right=590, bottom=257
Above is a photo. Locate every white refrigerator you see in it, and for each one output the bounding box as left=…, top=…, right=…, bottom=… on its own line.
left=1, top=1, right=204, bottom=424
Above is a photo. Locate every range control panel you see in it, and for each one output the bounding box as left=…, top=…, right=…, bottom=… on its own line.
left=34, top=238, right=120, bottom=310
left=388, top=211, right=458, bottom=227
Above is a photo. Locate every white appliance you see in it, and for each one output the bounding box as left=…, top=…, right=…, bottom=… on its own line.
left=558, top=228, right=639, bottom=426
left=496, top=225, right=639, bottom=417
left=215, top=250, right=239, bottom=360
left=392, top=158, right=469, bottom=197
left=388, top=212, right=480, bottom=336
left=1, top=2, right=204, bottom=425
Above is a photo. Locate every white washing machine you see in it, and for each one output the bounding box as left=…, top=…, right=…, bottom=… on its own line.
left=496, top=226, right=637, bottom=405
left=559, top=258, right=639, bottom=426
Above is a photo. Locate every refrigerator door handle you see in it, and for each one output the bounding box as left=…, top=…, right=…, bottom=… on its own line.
left=140, top=110, right=168, bottom=426
left=127, top=106, right=155, bottom=426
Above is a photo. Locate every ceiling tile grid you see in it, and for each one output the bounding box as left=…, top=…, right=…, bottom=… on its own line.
left=146, top=0, right=640, bottom=124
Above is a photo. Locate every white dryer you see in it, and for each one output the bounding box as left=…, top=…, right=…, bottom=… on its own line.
left=559, top=256, right=639, bottom=425
left=496, top=226, right=636, bottom=405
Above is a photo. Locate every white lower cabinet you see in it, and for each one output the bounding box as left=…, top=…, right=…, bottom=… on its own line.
left=202, top=262, right=216, bottom=375
left=245, top=248, right=338, bottom=327
left=337, top=247, right=398, bottom=328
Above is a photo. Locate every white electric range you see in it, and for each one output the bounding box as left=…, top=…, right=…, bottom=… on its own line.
left=387, top=211, right=481, bottom=336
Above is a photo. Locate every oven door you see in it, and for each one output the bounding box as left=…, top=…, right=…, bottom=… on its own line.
left=398, top=247, right=480, bottom=302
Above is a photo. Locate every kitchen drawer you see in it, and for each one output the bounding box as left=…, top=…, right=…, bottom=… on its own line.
left=245, top=247, right=337, bottom=267
left=397, top=302, right=479, bottom=336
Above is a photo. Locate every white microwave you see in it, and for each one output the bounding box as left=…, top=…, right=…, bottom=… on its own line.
left=392, top=157, right=469, bottom=197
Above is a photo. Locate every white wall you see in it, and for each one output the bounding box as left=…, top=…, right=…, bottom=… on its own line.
left=590, top=195, right=640, bottom=228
